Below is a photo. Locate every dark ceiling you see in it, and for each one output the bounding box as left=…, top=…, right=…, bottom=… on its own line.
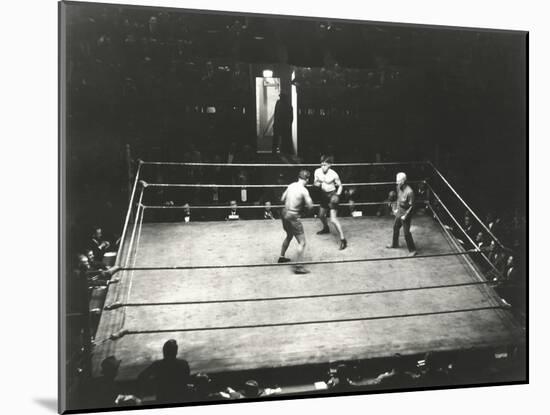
left=67, top=3, right=525, bottom=70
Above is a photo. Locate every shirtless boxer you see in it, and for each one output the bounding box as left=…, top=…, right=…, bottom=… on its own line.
left=278, top=170, right=314, bottom=274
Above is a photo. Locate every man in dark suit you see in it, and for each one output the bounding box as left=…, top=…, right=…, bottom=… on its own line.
left=272, top=93, right=293, bottom=155
left=137, top=339, right=192, bottom=404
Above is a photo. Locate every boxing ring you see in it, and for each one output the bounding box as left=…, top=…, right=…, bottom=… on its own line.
left=91, top=160, right=524, bottom=382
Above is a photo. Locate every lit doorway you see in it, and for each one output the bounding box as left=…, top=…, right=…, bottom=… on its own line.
left=255, top=76, right=280, bottom=153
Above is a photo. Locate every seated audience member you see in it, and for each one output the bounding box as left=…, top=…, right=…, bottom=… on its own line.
left=77, top=254, right=115, bottom=287
left=263, top=201, right=276, bottom=220
left=225, top=200, right=240, bottom=220
left=137, top=339, right=192, bottom=404
left=490, top=247, right=508, bottom=275
left=416, top=181, right=429, bottom=214
left=86, top=355, right=142, bottom=408
left=86, top=249, right=108, bottom=271
left=485, top=242, right=507, bottom=279
left=474, top=231, right=489, bottom=250
left=189, top=373, right=219, bottom=402
left=462, top=214, right=477, bottom=243
left=220, top=380, right=279, bottom=400
left=182, top=203, right=192, bottom=223
left=416, top=352, right=451, bottom=387
left=326, top=364, right=356, bottom=391
left=88, top=356, right=121, bottom=408
left=372, top=354, right=417, bottom=388
left=240, top=380, right=264, bottom=398
left=449, top=214, right=477, bottom=246
left=470, top=231, right=491, bottom=269
left=70, top=260, right=90, bottom=310
left=347, top=200, right=363, bottom=217
left=417, top=181, right=429, bottom=201
left=495, top=254, right=524, bottom=308
left=502, top=255, right=520, bottom=282
left=376, top=190, right=397, bottom=217
left=89, top=226, right=111, bottom=260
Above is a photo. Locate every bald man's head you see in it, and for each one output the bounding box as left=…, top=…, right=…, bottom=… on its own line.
left=396, top=172, right=407, bottom=186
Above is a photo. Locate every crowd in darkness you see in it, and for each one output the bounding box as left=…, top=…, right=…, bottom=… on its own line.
left=68, top=6, right=253, bottom=146
left=83, top=337, right=522, bottom=408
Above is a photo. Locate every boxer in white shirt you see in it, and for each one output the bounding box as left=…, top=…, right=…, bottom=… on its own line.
left=314, top=156, right=347, bottom=250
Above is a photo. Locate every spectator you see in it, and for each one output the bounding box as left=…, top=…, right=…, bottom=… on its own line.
left=474, top=231, right=489, bottom=250
left=416, top=181, right=429, bottom=215
left=182, top=203, right=192, bottom=223
left=88, top=356, right=121, bottom=408
left=490, top=247, right=508, bottom=275
left=189, top=373, right=218, bottom=402
left=87, top=356, right=142, bottom=408
left=326, top=364, right=355, bottom=391
left=240, top=380, right=263, bottom=398
left=137, top=339, right=192, bottom=404
left=502, top=255, right=520, bottom=282
left=89, top=226, right=111, bottom=260
left=448, top=214, right=477, bottom=247
left=86, top=249, right=108, bottom=271
left=225, top=200, right=240, bottom=220
left=263, top=201, right=276, bottom=220
left=417, top=181, right=429, bottom=202
left=416, top=352, right=451, bottom=387
left=486, top=242, right=507, bottom=279
left=77, top=254, right=112, bottom=287
left=372, top=354, right=416, bottom=388
left=471, top=231, right=491, bottom=269
left=495, top=254, right=524, bottom=309
left=221, top=379, right=279, bottom=399
left=485, top=212, right=496, bottom=230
